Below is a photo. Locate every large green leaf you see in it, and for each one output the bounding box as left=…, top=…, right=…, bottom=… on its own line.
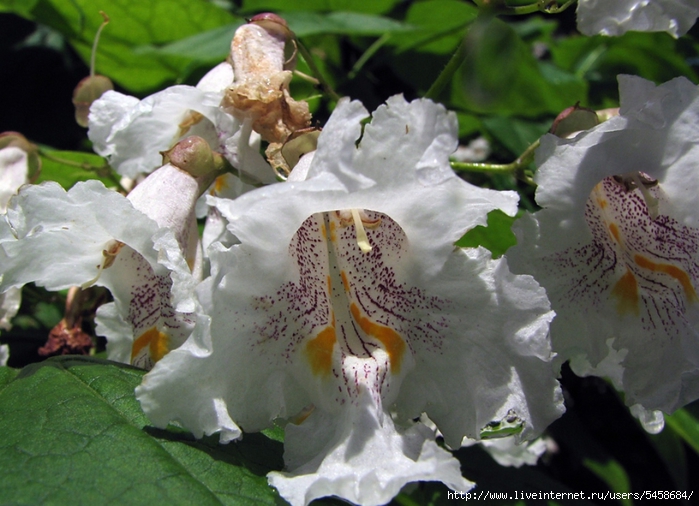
left=36, top=148, right=116, bottom=189
left=7, top=0, right=237, bottom=92
left=0, top=357, right=282, bottom=505
left=453, top=17, right=588, bottom=117
left=241, top=0, right=402, bottom=15
left=285, top=11, right=413, bottom=37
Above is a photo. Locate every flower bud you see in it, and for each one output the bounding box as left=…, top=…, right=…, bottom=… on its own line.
left=0, top=131, right=41, bottom=180
left=73, top=74, right=114, bottom=127
left=161, top=136, right=218, bottom=177
left=549, top=103, right=599, bottom=138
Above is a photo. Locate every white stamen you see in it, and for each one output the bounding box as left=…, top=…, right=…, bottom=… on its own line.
left=351, top=208, right=372, bottom=253
left=631, top=173, right=659, bottom=220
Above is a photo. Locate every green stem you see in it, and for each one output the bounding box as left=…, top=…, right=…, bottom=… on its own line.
left=504, top=0, right=577, bottom=15
left=348, top=33, right=391, bottom=80
left=294, top=38, right=341, bottom=102
left=424, top=36, right=467, bottom=101
left=450, top=138, right=540, bottom=181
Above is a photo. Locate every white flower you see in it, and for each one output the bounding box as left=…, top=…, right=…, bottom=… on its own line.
left=0, top=161, right=212, bottom=369
left=577, top=0, right=699, bottom=37
left=136, top=96, right=563, bottom=505
left=508, top=75, right=699, bottom=413
left=0, top=139, right=32, bottom=336
left=87, top=63, right=272, bottom=182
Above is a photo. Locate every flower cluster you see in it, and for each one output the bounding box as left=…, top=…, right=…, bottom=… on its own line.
left=2, top=5, right=699, bottom=506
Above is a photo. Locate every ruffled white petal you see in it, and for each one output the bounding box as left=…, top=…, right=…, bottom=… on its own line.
left=268, top=389, right=472, bottom=506
left=0, top=287, right=21, bottom=331
left=1, top=181, right=162, bottom=290
left=0, top=344, right=8, bottom=367
left=461, top=436, right=548, bottom=468
left=577, top=0, right=699, bottom=37
left=88, top=86, right=236, bottom=178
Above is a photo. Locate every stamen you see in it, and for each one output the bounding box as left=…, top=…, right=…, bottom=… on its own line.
left=80, top=240, right=124, bottom=289
left=630, top=173, right=659, bottom=220
left=351, top=208, right=372, bottom=253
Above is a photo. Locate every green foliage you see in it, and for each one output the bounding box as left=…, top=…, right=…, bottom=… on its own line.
left=36, top=149, right=115, bottom=189
left=0, top=357, right=282, bottom=506
left=583, top=459, right=632, bottom=506
left=453, top=17, right=587, bottom=117
left=456, top=209, right=517, bottom=258
left=2, top=0, right=238, bottom=92
left=665, top=407, right=699, bottom=455
left=241, top=0, right=402, bottom=15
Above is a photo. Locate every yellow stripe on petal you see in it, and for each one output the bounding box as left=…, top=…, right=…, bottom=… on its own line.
left=132, top=327, right=170, bottom=364
left=350, top=303, right=405, bottom=373
left=610, top=269, right=639, bottom=316
left=634, top=254, right=698, bottom=303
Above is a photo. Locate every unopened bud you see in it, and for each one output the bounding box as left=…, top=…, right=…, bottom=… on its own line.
left=249, top=12, right=292, bottom=42
left=549, top=103, right=599, bottom=138
left=161, top=136, right=218, bottom=177
left=0, top=131, right=41, bottom=180
left=73, top=74, right=114, bottom=127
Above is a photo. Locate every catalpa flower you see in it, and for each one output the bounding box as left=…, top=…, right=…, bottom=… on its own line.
left=137, top=96, right=563, bottom=506
left=88, top=63, right=271, bottom=183
left=0, top=142, right=220, bottom=368
left=577, top=0, right=699, bottom=37
left=509, top=75, right=699, bottom=413
left=0, top=133, right=37, bottom=336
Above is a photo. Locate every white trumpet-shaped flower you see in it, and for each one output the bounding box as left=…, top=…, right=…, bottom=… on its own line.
left=0, top=160, right=214, bottom=369
left=509, top=75, right=699, bottom=413
left=136, top=96, right=563, bottom=506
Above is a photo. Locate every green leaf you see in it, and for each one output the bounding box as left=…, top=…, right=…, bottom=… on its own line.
left=453, top=17, right=588, bottom=117
left=665, top=407, right=699, bottom=455
left=135, top=23, right=241, bottom=62
left=0, top=0, right=39, bottom=15
left=388, top=0, right=478, bottom=54
left=583, top=459, right=632, bottom=506
left=550, top=32, right=697, bottom=108
left=481, top=116, right=550, bottom=159
left=36, top=149, right=115, bottom=189
left=16, top=0, right=236, bottom=92
left=0, top=366, right=19, bottom=389
left=285, top=11, right=413, bottom=38
left=0, top=356, right=282, bottom=505
left=456, top=209, right=517, bottom=258
left=241, top=0, right=402, bottom=15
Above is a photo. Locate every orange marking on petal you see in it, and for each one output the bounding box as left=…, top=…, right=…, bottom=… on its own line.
left=306, top=325, right=336, bottom=376
left=329, top=220, right=337, bottom=242
left=211, top=174, right=228, bottom=195
left=598, top=199, right=608, bottom=209
left=350, top=303, right=405, bottom=373
left=610, top=269, right=639, bottom=316
left=341, top=270, right=350, bottom=293
left=634, top=254, right=698, bottom=303
left=609, top=223, right=621, bottom=243
left=131, top=327, right=170, bottom=364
